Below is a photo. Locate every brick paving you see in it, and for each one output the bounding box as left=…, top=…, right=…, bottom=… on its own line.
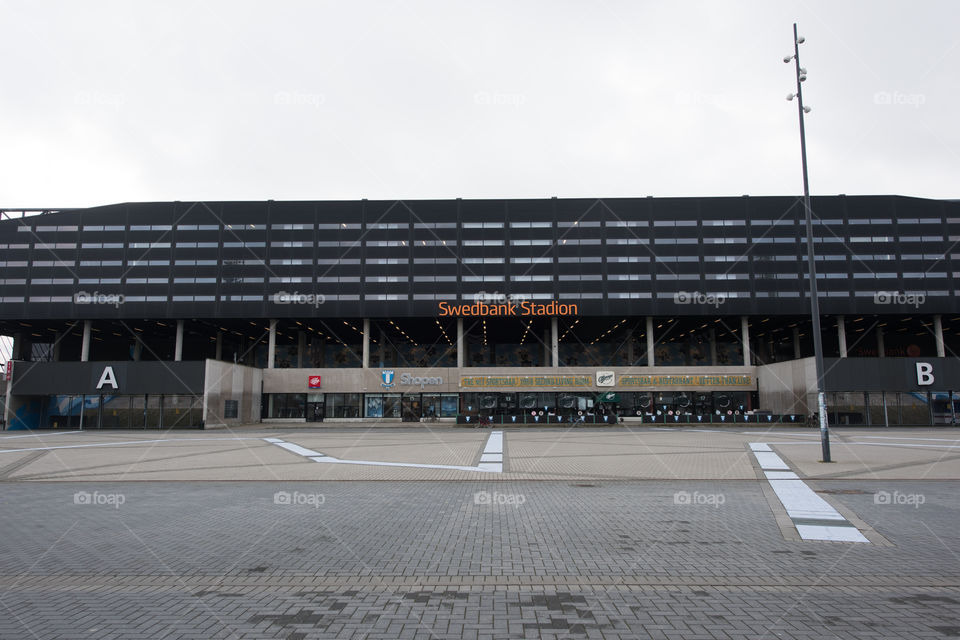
left=1, top=480, right=959, bottom=639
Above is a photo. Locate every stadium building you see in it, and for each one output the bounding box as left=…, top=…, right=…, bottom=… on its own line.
left=1, top=195, right=959, bottom=430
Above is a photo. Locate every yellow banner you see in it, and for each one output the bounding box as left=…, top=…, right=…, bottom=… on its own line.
left=461, top=376, right=591, bottom=388
left=618, top=374, right=753, bottom=387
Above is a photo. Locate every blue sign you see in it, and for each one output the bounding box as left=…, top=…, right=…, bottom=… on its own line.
left=381, top=370, right=395, bottom=388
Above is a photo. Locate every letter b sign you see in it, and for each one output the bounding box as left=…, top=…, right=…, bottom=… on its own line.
left=916, top=362, right=934, bottom=386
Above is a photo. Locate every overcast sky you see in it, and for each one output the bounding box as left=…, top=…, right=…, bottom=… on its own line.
left=0, top=0, right=957, bottom=209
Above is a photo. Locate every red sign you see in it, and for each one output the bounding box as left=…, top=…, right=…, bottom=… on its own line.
left=308, top=375, right=322, bottom=389
left=4, top=361, right=11, bottom=381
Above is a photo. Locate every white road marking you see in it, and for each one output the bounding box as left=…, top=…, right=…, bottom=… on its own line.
left=749, top=443, right=869, bottom=544
left=760, top=441, right=960, bottom=450
left=847, top=435, right=960, bottom=442
left=273, top=442, right=325, bottom=457
left=0, top=437, right=267, bottom=454
left=753, top=451, right=790, bottom=470
left=0, top=431, right=82, bottom=439
left=264, top=431, right=504, bottom=473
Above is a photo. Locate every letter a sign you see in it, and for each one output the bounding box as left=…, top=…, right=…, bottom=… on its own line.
left=96, top=366, right=119, bottom=390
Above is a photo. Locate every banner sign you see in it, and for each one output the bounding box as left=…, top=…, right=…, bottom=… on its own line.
left=619, top=374, right=753, bottom=387
left=461, top=375, right=591, bottom=388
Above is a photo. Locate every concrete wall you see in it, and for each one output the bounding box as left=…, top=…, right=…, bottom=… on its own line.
left=757, top=357, right=816, bottom=414
left=203, top=360, right=262, bottom=427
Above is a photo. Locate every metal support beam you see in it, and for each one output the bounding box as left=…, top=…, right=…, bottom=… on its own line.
left=646, top=316, right=655, bottom=366
left=174, top=320, right=184, bottom=362
left=935, top=314, right=945, bottom=358
left=363, top=318, right=371, bottom=368
left=741, top=316, right=751, bottom=366
left=81, top=321, right=91, bottom=362
left=268, top=319, right=277, bottom=369
left=551, top=317, right=559, bottom=368
left=837, top=315, right=847, bottom=358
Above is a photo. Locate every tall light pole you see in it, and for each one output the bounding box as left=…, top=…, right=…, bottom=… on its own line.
left=784, top=23, right=831, bottom=462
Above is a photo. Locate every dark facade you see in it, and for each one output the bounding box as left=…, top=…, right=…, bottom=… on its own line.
left=1, top=195, right=959, bottom=429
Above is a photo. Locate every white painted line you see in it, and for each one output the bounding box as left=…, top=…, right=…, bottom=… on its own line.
left=749, top=443, right=772, bottom=452
left=849, top=442, right=960, bottom=450
left=750, top=445, right=869, bottom=544
left=850, top=435, right=960, bottom=443
left=796, top=525, right=869, bottom=543
left=651, top=428, right=677, bottom=431
left=767, top=479, right=846, bottom=521
left=309, top=457, right=497, bottom=473
left=273, top=441, right=325, bottom=457
left=742, top=431, right=821, bottom=437
left=753, top=451, right=790, bottom=470
left=764, top=471, right=799, bottom=480
left=0, top=437, right=266, bottom=454
left=0, top=431, right=82, bottom=439
left=266, top=431, right=505, bottom=474
left=763, top=441, right=960, bottom=450
left=480, top=431, right=504, bottom=472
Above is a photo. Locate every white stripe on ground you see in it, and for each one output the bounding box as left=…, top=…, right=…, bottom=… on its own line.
left=0, top=437, right=266, bottom=454
left=0, top=431, right=82, bottom=439
left=749, top=443, right=869, bottom=544
left=753, top=451, right=790, bottom=470
left=264, top=431, right=504, bottom=473
left=849, top=435, right=960, bottom=442
left=273, top=441, right=325, bottom=457
left=761, top=441, right=960, bottom=449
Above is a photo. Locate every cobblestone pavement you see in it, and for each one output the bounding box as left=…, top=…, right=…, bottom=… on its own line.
left=3, top=427, right=958, bottom=481
left=2, top=480, right=959, bottom=639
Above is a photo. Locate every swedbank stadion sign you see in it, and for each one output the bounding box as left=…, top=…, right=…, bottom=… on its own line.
left=438, top=300, right=579, bottom=317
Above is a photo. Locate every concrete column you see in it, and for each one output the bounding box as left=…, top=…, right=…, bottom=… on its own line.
left=838, top=315, right=847, bottom=358
left=935, top=314, right=945, bottom=357
left=792, top=326, right=801, bottom=359
left=12, top=332, right=23, bottom=361
left=627, top=330, right=635, bottom=366
left=298, top=331, right=306, bottom=368
left=81, top=321, right=91, bottom=362
left=133, top=340, right=142, bottom=362
left=174, top=320, right=184, bottom=362
left=378, top=326, right=385, bottom=367
left=53, top=332, right=61, bottom=362
left=362, top=318, right=371, bottom=368
left=877, top=325, right=885, bottom=358
left=215, top=331, right=223, bottom=361
left=551, top=316, right=559, bottom=368
left=456, top=318, right=464, bottom=368
left=543, top=329, right=550, bottom=366
left=646, top=316, right=655, bottom=366
left=709, top=328, right=718, bottom=365
left=741, top=316, right=751, bottom=366
left=268, top=319, right=277, bottom=369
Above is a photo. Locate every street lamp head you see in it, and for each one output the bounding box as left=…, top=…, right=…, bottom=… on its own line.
left=786, top=93, right=796, bottom=101
left=783, top=55, right=794, bottom=63
left=797, top=36, right=805, bottom=44
left=803, top=106, right=812, bottom=113
left=799, top=67, right=807, bottom=74
left=799, top=74, right=807, bottom=82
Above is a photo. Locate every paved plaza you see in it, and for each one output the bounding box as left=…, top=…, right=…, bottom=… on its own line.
left=1, top=426, right=959, bottom=638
